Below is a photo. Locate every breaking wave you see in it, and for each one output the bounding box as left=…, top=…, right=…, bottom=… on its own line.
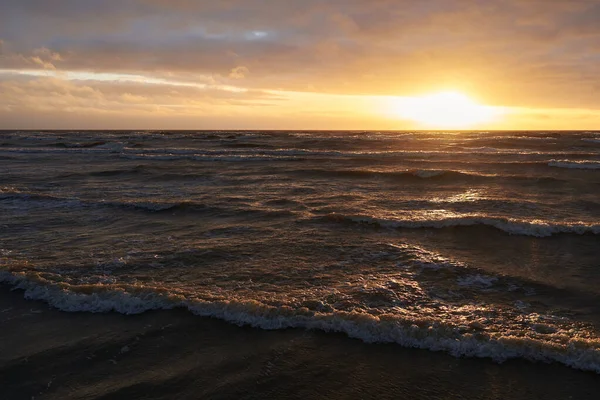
left=290, top=168, right=570, bottom=184
left=1, top=270, right=599, bottom=374
left=0, top=188, right=297, bottom=218
left=322, top=213, right=600, bottom=237
left=549, top=160, right=600, bottom=170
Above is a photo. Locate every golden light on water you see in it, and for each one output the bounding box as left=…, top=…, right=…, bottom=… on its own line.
left=389, top=91, right=503, bottom=128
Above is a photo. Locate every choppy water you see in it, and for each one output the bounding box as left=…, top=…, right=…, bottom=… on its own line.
left=1, top=130, right=600, bottom=372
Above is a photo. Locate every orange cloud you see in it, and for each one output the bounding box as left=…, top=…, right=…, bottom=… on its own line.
left=1, top=0, right=600, bottom=128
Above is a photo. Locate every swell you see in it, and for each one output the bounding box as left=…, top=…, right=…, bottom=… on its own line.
left=549, top=160, right=600, bottom=170
left=2, top=145, right=599, bottom=159
left=1, top=271, right=599, bottom=374
left=0, top=189, right=292, bottom=218
left=0, top=190, right=212, bottom=213
left=288, top=168, right=570, bottom=184
left=320, top=214, right=600, bottom=237
left=582, top=138, right=600, bottom=144
left=120, top=153, right=307, bottom=162
left=51, top=164, right=210, bottom=180
left=292, top=168, right=482, bottom=180
left=51, top=141, right=108, bottom=148
left=59, top=166, right=146, bottom=178
left=55, top=165, right=573, bottom=184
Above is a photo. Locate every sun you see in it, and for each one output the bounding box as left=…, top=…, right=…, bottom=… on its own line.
left=390, top=91, right=501, bottom=128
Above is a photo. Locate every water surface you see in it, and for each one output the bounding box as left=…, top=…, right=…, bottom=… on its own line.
left=1, top=130, right=599, bottom=372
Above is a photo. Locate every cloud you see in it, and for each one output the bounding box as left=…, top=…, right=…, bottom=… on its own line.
left=0, top=0, right=600, bottom=128
left=29, top=47, right=63, bottom=69
left=229, top=66, right=249, bottom=79
left=0, top=73, right=284, bottom=116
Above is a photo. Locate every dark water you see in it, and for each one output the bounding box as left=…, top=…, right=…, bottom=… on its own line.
left=1, top=130, right=599, bottom=372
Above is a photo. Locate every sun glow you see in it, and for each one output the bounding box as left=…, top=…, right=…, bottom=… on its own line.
left=390, top=91, right=502, bottom=128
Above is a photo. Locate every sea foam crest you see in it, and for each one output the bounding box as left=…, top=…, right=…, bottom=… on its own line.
left=324, top=214, right=600, bottom=237
left=548, top=160, right=600, bottom=170
left=1, top=270, right=599, bottom=374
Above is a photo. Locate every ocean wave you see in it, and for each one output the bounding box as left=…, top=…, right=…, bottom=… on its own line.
left=124, top=147, right=347, bottom=157
left=291, top=168, right=573, bottom=184
left=549, top=160, right=600, bottom=170
left=1, top=270, right=599, bottom=374
left=582, top=138, right=600, bottom=144
left=0, top=147, right=118, bottom=155
left=2, top=145, right=598, bottom=159
left=321, top=214, right=600, bottom=237
left=0, top=188, right=296, bottom=217
left=0, top=188, right=72, bottom=203
left=497, top=135, right=558, bottom=141
left=292, top=168, right=484, bottom=181
left=120, top=153, right=307, bottom=162
left=457, top=274, right=499, bottom=288
left=102, top=200, right=298, bottom=218
left=276, top=148, right=597, bottom=157
left=52, top=141, right=108, bottom=148
left=60, top=166, right=147, bottom=178
left=104, top=199, right=213, bottom=213
left=0, top=188, right=208, bottom=213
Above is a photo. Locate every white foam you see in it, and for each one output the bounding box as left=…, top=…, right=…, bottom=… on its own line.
left=549, top=160, right=600, bottom=170
left=95, top=142, right=125, bottom=152
left=1, top=270, right=599, bottom=374
left=0, top=271, right=178, bottom=314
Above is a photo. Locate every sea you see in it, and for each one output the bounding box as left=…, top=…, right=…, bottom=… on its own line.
left=1, top=130, right=599, bottom=373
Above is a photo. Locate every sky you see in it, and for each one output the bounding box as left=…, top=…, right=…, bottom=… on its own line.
left=1, top=0, right=599, bottom=130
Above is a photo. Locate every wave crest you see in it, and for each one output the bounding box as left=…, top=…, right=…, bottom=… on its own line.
left=549, top=160, right=600, bottom=170
left=1, top=270, right=599, bottom=374
left=322, top=213, right=600, bottom=237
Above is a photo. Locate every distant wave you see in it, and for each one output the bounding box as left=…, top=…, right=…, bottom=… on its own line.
left=60, top=166, right=148, bottom=178
left=21, top=163, right=591, bottom=184
left=548, top=160, right=600, bottom=170
left=321, top=213, right=600, bottom=237
left=582, top=138, right=600, bottom=144
left=52, top=141, right=108, bottom=148
left=290, top=168, right=570, bottom=184
left=0, top=188, right=294, bottom=217
left=115, top=147, right=600, bottom=158
left=105, top=199, right=213, bottom=213
left=55, top=164, right=186, bottom=179
left=2, top=145, right=599, bottom=159
left=0, top=146, right=121, bottom=155
left=292, top=168, right=480, bottom=180
left=486, top=135, right=558, bottom=141
left=100, top=199, right=294, bottom=218
left=1, top=270, right=599, bottom=374
left=0, top=189, right=209, bottom=212
left=120, top=154, right=307, bottom=162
